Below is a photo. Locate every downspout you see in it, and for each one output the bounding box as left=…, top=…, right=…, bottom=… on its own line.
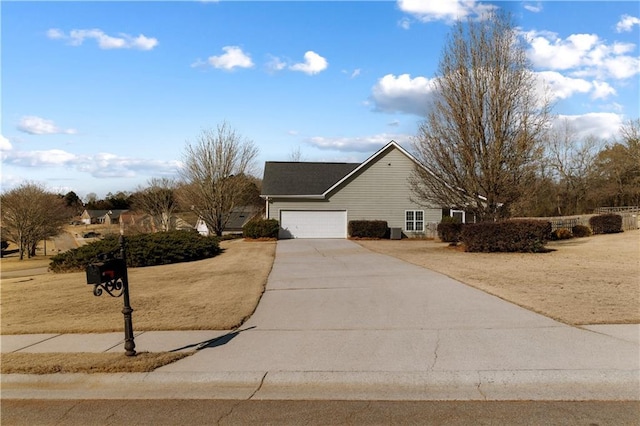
left=265, top=196, right=270, bottom=219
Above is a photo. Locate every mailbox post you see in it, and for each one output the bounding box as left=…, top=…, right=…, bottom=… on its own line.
left=86, top=234, right=136, bottom=356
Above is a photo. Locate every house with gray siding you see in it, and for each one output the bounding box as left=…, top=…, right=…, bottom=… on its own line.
left=261, top=141, right=445, bottom=239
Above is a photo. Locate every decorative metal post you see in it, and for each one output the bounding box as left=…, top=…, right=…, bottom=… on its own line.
left=119, top=234, right=136, bottom=356
left=85, top=234, right=136, bottom=356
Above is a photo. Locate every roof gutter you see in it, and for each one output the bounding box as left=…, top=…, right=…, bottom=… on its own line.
left=260, top=194, right=326, bottom=199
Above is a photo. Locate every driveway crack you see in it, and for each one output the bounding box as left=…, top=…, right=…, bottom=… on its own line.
left=476, top=373, right=488, bottom=400
left=216, top=372, right=267, bottom=425
left=429, top=329, right=440, bottom=370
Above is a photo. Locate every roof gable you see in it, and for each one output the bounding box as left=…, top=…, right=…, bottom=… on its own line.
left=322, top=141, right=424, bottom=196
left=261, top=162, right=359, bottom=196
left=261, top=141, right=425, bottom=198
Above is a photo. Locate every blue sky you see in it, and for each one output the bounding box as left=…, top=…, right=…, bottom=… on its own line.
left=2, top=1, right=639, bottom=199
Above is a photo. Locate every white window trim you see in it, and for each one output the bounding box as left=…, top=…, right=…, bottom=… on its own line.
left=451, top=210, right=465, bottom=224
left=405, top=210, right=425, bottom=232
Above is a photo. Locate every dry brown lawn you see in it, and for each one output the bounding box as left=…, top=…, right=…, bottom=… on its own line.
left=356, top=230, right=640, bottom=325
left=0, top=352, right=191, bottom=374
left=1, top=239, right=276, bottom=334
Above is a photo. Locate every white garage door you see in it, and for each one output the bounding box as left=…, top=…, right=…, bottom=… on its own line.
left=280, top=210, right=347, bottom=239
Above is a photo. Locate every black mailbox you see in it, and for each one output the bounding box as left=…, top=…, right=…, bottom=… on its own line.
left=86, top=258, right=126, bottom=285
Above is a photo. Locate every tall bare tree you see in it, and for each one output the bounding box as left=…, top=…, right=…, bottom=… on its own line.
left=134, top=177, right=179, bottom=232
left=545, top=120, right=603, bottom=215
left=589, top=118, right=640, bottom=207
left=410, top=11, right=550, bottom=221
left=179, top=122, right=259, bottom=236
left=1, top=183, right=71, bottom=259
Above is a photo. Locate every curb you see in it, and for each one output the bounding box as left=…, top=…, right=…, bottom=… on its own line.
left=2, top=370, right=639, bottom=401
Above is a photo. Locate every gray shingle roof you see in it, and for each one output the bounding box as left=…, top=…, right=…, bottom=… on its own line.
left=261, top=162, right=359, bottom=196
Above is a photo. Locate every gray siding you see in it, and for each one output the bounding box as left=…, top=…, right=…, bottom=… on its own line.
left=267, top=146, right=441, bottom=237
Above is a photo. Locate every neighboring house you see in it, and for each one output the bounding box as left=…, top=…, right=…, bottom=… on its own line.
left=80, top=209, right=129, bottom=225
left=261, top=141, right=455, bottom=239
left=196, top=206, right=262, bottom=236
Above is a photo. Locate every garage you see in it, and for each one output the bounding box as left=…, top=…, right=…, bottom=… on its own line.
left=279, top=210, right=347, bottom=239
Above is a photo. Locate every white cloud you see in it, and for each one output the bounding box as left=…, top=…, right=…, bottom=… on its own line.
left=398, top=17, right=412, bottom=30
left=397, top=0, right=496, bottom=23
left=47, top=28, right=158, bottom=50
left=351, top=69, right=361, bottom=78
left=266, top=55, right=287, bottom=73
left=552, top=113, right=623, bottom=140
left=2, top=147, right=180, bottom=179
left=616, top=15, right=640, bottom=33
left=525, top=30, right=640, bottom=80
left=370, top=73, right=438, bottom=116
left=523, top=2, right=543, bottom=13
left=306, top=133, right=412, bottom=153
left=206, top=46, right=254, bottom=70
left=591, top=81, right=617, bottom=100
left=0, top=135, right=12, bottom=151
left=17, top=116, right=77, bottom=135
left=290, top=51, right=328, bottom=75
left=46, top=28, right=65, bottom=39
left=536, top=71, right=591, bottom=101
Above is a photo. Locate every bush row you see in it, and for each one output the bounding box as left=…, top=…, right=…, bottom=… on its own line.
left=50, top=230, right=221, bottom=273
left=243, top=218, right=280, bottom=239
left=348, top=220, right=388, bottom=239
left=589, top=214, right=623, bottom=234
left=461, top=220, right=551, bottom=253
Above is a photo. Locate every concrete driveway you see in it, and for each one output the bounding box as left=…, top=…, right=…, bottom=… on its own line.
left=160, top=239, right=639, bottom=400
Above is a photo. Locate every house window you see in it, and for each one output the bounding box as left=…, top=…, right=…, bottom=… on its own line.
left=451, top=210, right=465, bottom=224
left=405, top=210, right=424, bottom=232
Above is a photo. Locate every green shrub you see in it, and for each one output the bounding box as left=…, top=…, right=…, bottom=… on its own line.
left=243, top=218, right=279, bottom=239
left=437, top=217, right=463, bottom=243
left=460, top=220, right=551, bottom=253
left=50, top=230, right=221, bottom=273
left=348, top=220, right=388, bottom=239
left=589, top=214, right=623, bottom=234
left=571, top=224, right=592, bottom=238
left=551, top=228, right=573, bottom=240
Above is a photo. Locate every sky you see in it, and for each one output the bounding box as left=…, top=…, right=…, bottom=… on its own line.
left=2, top=0, right=639, bottom=200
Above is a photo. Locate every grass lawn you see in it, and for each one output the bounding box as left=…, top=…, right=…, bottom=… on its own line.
left=356, top=229, right=640, bottom=326
left=0, top=352, right=192, bottom=374
left=1, top=239, right=275, bottom=373
left=1, top=239, right=276, bottom=334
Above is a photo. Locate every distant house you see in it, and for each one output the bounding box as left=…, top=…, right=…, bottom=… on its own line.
left=260, top=141, right=474, bottom=239
left=118, top=211, right=201, bottom=233
left=80, top=209, right=129, bottom=225
left=196, top=206, right=262, bottom=236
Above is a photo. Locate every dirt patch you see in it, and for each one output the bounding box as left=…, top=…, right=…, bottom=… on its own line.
left=0, top=239, right=276, bottom=334
left=356, top=230, right=640, bottom=325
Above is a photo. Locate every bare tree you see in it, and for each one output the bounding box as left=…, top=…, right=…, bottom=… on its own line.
left=589, top=118, right=640, bottom=207
left=410, top=11, right=550, bottom=221
left=179, top=122, right=259, bottom=236
left=1, top=183, right=71, bottom=259
left=134, top=177, right=179, bottom=232
left=545, top=120, right=603, bottom=215
left=288, top=146, right=306, bottom=162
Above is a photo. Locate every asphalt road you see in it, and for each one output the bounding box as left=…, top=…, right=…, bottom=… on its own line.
left=2, top=400, right=639, bottom=425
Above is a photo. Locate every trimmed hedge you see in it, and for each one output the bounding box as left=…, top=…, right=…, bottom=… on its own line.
left=437, top=216, right=463, bottom=243
left=243, top=218, right=279, bottom=239
left=572, top=224, right=592, bottom=238
left=50, top=230, right=221, bottom=273
left=348, top=220, right=388, bottom=239
left=460, top=220, right=551, bottom=253
left=589, top=214, right=623, bottom=234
